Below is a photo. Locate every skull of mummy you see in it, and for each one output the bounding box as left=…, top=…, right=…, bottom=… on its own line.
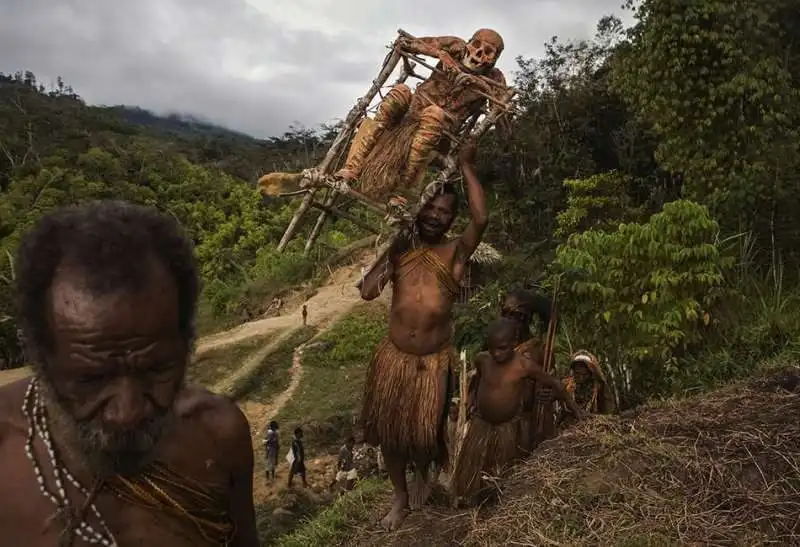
left=463, top=29, right=504, bottom=72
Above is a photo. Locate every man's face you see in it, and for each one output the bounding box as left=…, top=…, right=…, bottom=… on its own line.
left=42, top=258, right=187, bottom=476
left=572, top=363, right=591, bottom=384
left=416, top=194, right=455, bottom=242
left=449, top=404, right=458, bottom=421
left=488, top=335, right=515, bottom=364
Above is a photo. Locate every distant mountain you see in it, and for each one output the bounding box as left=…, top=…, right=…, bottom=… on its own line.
left=102, top=106, right=260, bottom=142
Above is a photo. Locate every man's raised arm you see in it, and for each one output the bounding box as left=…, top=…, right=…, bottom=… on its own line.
left=455, top=141, right=488, bottom=269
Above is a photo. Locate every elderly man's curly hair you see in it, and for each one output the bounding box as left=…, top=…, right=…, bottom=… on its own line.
left=15, top=200, right=199, bottom=369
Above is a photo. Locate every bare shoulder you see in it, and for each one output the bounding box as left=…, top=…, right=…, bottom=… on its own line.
left=473, top=351, right=491, bottom=370
left=519, top=339, right=544, bottom=363
left=175, top=385, right=251, bottom=447
left=0, top=378, right=32, bottom=435
left=515, top=352, right=537, bottom=374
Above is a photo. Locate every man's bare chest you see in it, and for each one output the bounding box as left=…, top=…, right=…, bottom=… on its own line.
left=0, top=428, right=232, bottom=546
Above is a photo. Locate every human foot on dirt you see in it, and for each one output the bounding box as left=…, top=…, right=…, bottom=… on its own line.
left=408, top=474, right=431, bottom=510
left=380, top=495, right=409, bottom=531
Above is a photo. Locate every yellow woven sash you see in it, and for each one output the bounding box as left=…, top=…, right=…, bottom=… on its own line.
left=396, top=247, right=459, bottom=297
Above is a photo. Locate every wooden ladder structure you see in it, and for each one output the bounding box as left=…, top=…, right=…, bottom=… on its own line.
left=273, top=29, right=518, bottom=279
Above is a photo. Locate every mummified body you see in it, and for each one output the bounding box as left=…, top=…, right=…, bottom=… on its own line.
left=256, top=30, right=508, bottom=201
left=337, top=30, right=507, bottom=200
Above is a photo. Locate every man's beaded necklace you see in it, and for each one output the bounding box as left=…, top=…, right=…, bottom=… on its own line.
left=22, top=378, right=117, bottom=546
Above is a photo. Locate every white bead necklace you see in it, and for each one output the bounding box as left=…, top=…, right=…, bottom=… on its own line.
left=22, top=378, right=117, bottom=546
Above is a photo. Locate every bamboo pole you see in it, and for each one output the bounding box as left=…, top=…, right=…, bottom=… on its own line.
left=303, top=59, right=417, bottom=254
left=276, top=45, right=403, bottom=252
left=307, top=200, right=380, bottom=235
left=458, top=350, right=468, bottom=443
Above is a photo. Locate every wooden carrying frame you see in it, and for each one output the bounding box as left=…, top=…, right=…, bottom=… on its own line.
left=272, top=29, right=518, bottom=279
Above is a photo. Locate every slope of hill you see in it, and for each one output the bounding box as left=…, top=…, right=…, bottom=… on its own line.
left=283, top=362, right=799, bottom=547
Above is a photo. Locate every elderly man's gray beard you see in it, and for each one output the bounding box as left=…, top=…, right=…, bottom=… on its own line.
left=37, top=378, right=179, bottom=479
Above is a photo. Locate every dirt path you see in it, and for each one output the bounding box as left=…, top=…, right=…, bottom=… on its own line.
left=247, top=344, right=315, bottom=502
left=196, top=259, right=368, bottom=355
left=238, top=342, right=307, bottom=436
left=263, top=344, right=305, bottom=419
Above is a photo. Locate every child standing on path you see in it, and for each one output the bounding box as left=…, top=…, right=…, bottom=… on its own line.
left=264, top=421, right=279, bottom=481
left=288, top=427, right=308, bottom=488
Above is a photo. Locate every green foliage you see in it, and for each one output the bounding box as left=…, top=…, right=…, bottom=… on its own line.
left=273, top=478, right=388, bottom=547
left=0, top=73, right=356, bottom=363
left=554, top=171, right=641, bottom=238
left=237, top=326, right=318, bottom=403
left=676, top=262, right=800, bottom=391
left=551, top=200, right=731, bottom=403
left=274, top=305, right=387, bottom=455
left=5, top=2, right=800, bottom=413
left=612, top=0, right=800, bottom=249
left=453, top=281, right=503, bottom=358
left=302, top=306, right=387, bottom=370
left=187, top=336, right=266, bottom=387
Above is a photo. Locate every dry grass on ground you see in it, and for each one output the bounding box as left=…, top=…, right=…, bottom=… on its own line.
left=344, top=365, right=800, bottom=546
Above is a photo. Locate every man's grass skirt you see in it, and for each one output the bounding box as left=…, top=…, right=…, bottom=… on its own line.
left=361, top=336, right=455, bottom=468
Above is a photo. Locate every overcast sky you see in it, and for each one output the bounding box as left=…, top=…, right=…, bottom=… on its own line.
left=0, top=0, right=631, bottom=139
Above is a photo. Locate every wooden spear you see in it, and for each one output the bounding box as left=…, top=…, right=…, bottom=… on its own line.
left=534, top=278, right=559, bottom=447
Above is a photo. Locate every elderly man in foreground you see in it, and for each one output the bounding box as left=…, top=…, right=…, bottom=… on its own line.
left=0, top=201, right=259, bottom=546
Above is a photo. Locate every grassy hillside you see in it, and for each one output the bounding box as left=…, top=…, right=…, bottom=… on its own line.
left=275, top=303, right=387, bottom=453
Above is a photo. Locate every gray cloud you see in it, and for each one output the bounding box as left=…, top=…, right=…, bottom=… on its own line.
left=0, top=0, right=630, bottom=138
